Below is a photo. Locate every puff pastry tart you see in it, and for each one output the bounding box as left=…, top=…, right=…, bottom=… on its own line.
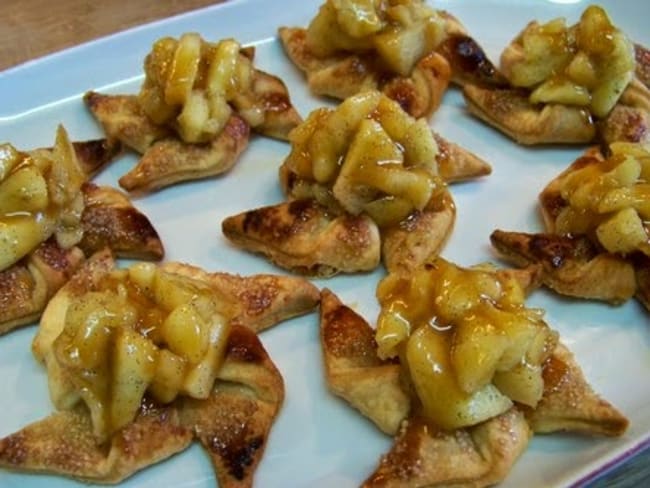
left=492, top=142, right=650, bottom=310
left=319, top=258, right=627, bottom=487
left=462, top=5, right=650, bottom=146
left=279, top=0, right=502, bottom=119
left=85, top=35, right=302, bottom=193
left=0, top=249, right=319, bottom=485
left=222, top=90, right=490, bottom=277
left=0, top=127, right=163, bottom=335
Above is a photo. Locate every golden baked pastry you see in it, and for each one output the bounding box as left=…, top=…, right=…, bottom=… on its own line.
left=318, top=260, right=627, bottom=486
left=223, top=90, right=490, bottom=276
left=463, top=5, right=650, bottom=145
left=222, top=199, right=382, bottom=277
left=0, top=249, right=319, bottom=484
left=0, top=128, right=163, bottom=335
left=492, top=142, right=650, bottom=309
left=490, top=230, right=636, bottom=304
left=278, top=0, right=501, bottom=118
left=86, top=35, right=301, bottom=193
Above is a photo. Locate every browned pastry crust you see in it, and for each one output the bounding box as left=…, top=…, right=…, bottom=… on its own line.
left=490, top=230, right=636, bottom=304
left=278, top=26, right=452, bottom=119
left=222, top=199, right=381, bottom=277
left=180, top=325, right=285, bottom=487
left=29, top=138, right=124, bottom=178
left=463, top=84, right=597, bottom=145
left=79, top=182, right=164, bottom=260
left=116, top=113, right=249, bottom=192
left=381, top=201, right=456, bottom=274
left=0, top=239, right=85, bottom=336
left=0, top=325, right=284, bottom=486
left=526, top=343, right=629, bottom=436
left=435, top=32, right=509, bottom=89
left=320, top=289, right=409, bottom=435
left=432, top=132, right=492, bottom=182
left=0, top=402, right=191, bottom=484
left=599, top=104, right=650, bottom=149
left=240, top=69, right=303, bottom=140
left=84, top=92, right=172, bottom=154
left=633, top=254, right=650, bottom=312
left=363, top=409, right=531, bottom=488
left=319, top=288, right=628, bottom=486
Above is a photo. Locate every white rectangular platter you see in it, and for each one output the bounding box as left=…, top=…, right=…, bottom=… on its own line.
left=0, top=0, right=649, bottom=486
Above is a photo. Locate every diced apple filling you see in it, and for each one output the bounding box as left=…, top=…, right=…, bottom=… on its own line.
left=139, top=34, right=255, bottom=143
left=306, top=0, right=446, bottom=76
left=49, top=263, right=233, bottom=442
left=501, top=5, right=635, bottom=118
left=555, top=142, right=650, bottom=256
left=284, top=91, right=446, bottom=227
left=0, top=126, right=85, bottom=271
left=375, top=258, right=558, bottom=430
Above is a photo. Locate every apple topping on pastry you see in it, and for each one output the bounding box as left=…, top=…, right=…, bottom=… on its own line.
left=492, top=142, right=650, bottom=308
left=318, top=260, right=627, bottom=486
left=279, top=0, right=502, bottom=119
left=0, top=250, right=319, bottom=484
left=85, top=34, right=301, bottom=193
left=464, top=5, right=650, bottom=145
left=222, top=91, right=490, bottom=276
left=0, top=129, right=163, bottom=335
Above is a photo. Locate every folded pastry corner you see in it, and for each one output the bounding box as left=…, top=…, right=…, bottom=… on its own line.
left=363, top=409, right=531, bottom=488
left=463, top=84, right=597, bottom=145
left=433, top=132, right=492, bottom=182
left=79, top=182, right=164, bottom=260
left=527, top=343, right=629, bottom=437
left=180, top=325, right=285, bottom=487
left=381, top=202, right=456, bottom=274
left=84, top=92, right=171, bottom=155
left=160, top=261, right=321, bottom=332
left=222, top=200, right=381, bottom=277
left=320, top=289, right=410, bottom=435
left=117, top=114, right=250, bottom=193
left=490, top=230, right=637, bottom=304
left=0, top=402, right=192, bottom=484
left=0, top=240, right=85, bottom=336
